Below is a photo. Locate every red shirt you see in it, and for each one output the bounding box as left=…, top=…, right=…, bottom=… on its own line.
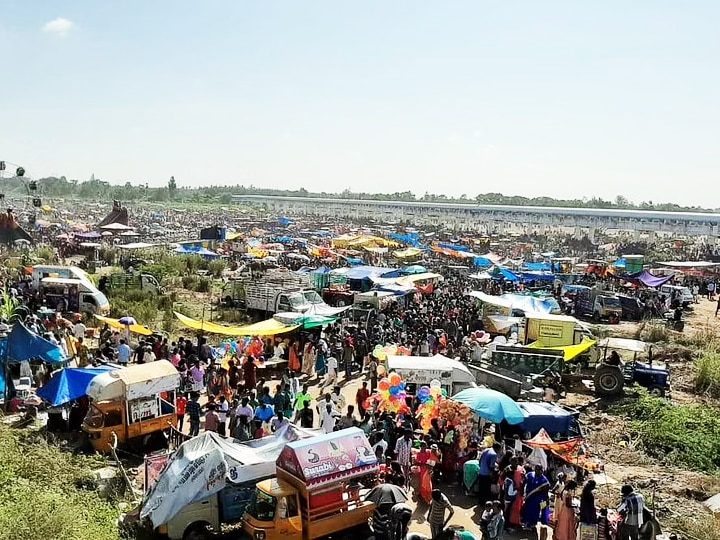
left=176, top=396, right=188, bottom=415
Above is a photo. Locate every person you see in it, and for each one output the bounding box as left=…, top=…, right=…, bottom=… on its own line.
left=521, top=465, right=551, bottom=536
left=243, top=356, right=257, bottom=392
left=216, top=395, right=229, bottom=436
left=293, top=384, right=313, bottom=421
left=233, top=414, right=251, bottom=441
left=388, top=502, right=413, bottom=540
left=356, top=381, right=370, bottom=416
left=190, top=362, right=205, bottom=393
left=76, top=337, right=90, bottom=367
left=554, top=480, right=578, bottom=540
left=618, top=485, right=645, bottom=540
left=302, top=340, right=315, bottom=376
left=480, top=501, right=494, bottom=537
left=368, top=356, right=379, bottom=392
left=323, top=354, right=338, bottom=388
left=289, top=340, right=301, bottom=373
left=502, top=466, right=518, bottom=526
left=394, top=429, right=414, bottom=486
left=476, top=442, right=501, bottom=505
left=715, top=295, right=720, bottom=317
left=117, top=339, right=132, bottom=366
left=204, top=403, right=220, bottom=432
left=176, top=392, right=188, bottom=432
left=486, top=500, right=505, bottom=540
left=73, top=318, right=87, bottom=340
left=579, top=480, right=598, bottom=538
left=427, top=488, right=454, bottom=540
left=337, top=405, right=356, bottom=429
left=271, top=410, right=289, bottom=432
left=330, top=385, right=346, bottom=411
left=320, top=403, right=337, bottom=433
left=299, top=400, right=314, bottom=428
left=236, top=397, right=254, bottom=421
left=186, top=392, right=201, bottom=436
left=606, top=351, right=621, bottom=366
left=372, top=431, right=389, bottom=458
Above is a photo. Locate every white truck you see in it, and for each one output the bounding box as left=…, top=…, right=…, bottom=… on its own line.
left=387, top=354, right=476, bottom=397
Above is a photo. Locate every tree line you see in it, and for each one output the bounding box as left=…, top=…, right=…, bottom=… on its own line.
left=1, top=174, right=714, bottom=213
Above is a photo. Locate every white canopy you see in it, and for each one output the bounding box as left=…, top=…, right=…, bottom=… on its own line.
left=141, top=424, right=317, bottom=527
left=387, top=353, right=475, bottom=385
left=87, top=360, right=180, bottom=401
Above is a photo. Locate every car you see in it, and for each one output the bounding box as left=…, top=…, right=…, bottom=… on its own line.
left=659, top=285, right=693, bottom=307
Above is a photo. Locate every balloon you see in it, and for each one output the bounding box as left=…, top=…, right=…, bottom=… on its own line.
left=377, top=365, right=387, bottom=377
left=389, top=373, right=402, bottom=387
left=378, top=379, right=390, bottom=391
left=389, top=386, right=400, bottom=396
left=429, top=379, right=441, bottom=389
left=418, top=386, right=430, bottom=400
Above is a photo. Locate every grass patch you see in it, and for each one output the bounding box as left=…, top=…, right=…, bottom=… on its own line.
left=695, top=350, right=720, bottom=398
left=0, top=425, right=122, bottom=540
left=615, top=390, right=720, bottom=473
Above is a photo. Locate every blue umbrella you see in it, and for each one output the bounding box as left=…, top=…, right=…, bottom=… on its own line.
left=402, top=265, right=427, bottom=274
left=451, top=387, right=525, bottom=425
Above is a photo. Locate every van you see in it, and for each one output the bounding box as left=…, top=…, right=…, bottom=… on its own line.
left=387, top=354, right=476, bottom=396
left=40, top=277, right=110, bottom=315
left=659, top=285, right=693, bottom=307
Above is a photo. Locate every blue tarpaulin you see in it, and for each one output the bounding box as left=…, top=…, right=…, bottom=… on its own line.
left=614, top=259, right=626, bottom=268
left=494, top=268, right=521, bottom=282
left=501, top=294, right=560, bottom=314
left=278, top=217, right=293, bottom=226
left=343, top=266, right=397, bottom=280
left=389, top=233, right=425, bottom=249
left=474, top=257, right=492, bottom=267
left=174, top=245, right=221, bottom=259
left=8, top=323, right=65, bottom=364
left=438, top=242, right=471, bottom=252
left=519, top=272, right=556, bottom=283
left=516, top=402, right=577, bottom=436
left=524, top=262, right=552, bottom=271
left=37, top=366, right=114, bottom=406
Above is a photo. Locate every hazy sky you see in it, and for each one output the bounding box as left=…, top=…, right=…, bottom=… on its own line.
left=2, top=2, right=719, bottom=206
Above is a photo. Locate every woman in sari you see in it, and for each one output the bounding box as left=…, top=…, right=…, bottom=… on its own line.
left=554, top=480, right=578, bottom=540
left=508, top=456, right=526, bottom=528
left=413, top=442, right=436, bottom=504
left=522, top=465, right=551, bottom=535
left=289, top=340, right=301, bottom=373
left=302, top=340, right=315, bottom=377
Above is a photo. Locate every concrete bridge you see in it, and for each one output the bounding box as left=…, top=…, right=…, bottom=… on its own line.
left=232, top=194, right=720, bottom=237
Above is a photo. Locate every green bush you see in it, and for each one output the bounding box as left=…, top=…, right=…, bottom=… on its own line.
left=207, top=259, right=227, bottom=278
left=35, top=246, right=55, bottom=263
left=0, top=426, right=121, bottom=540
left=616, top=390, right=720, bottom=473
left=639, top=322, right=670, bottom=343
left=695, top=350, right=720, bottom=398
left=194, top=277, right=212, bottom=293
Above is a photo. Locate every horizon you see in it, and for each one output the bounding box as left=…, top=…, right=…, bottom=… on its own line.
left=3, top=2, right=720, bottom=206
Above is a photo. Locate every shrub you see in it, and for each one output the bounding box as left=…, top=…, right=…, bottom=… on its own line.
left=695, top=350, right=720, bottom=398
left=0, top=426, right=121, bottom=540
left=194, top=277, right=212, bottom=293
left=207, top=259, right=227, bottom=278
left=35, top=246, right=55, bottom=263
left=615, top=390, right=720, bottom=473
left=639, top=322, right=670, bottom=343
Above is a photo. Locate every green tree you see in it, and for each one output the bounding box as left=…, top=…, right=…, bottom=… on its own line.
left=168, top=176, right=177, bottom=199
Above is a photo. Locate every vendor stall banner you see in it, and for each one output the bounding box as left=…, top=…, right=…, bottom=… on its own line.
left=144, top=453, right=170, bottom=495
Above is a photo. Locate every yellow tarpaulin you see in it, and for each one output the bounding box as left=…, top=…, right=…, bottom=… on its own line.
left=174, top=312, right=298, bottom=336
left=393, top=247, right=423, bottom=259
left=527, top=338, right=597, bottom=361
left=94, top=315, right=154, bottom=336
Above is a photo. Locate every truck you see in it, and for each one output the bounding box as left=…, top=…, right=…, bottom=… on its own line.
left=82, top=360, right=180, bottom=453
left=39, top=277, right=111, bottom=315
left=574, top=289, right=622, bottom=323
left=387, top=354, right=476, bottom=396
left=221, top=269, right=322, bottom=315
left=100, top=272, right=163, bottom=295
left=242, top=427, right=378, bottom=540
left=30, top=264, right=111, bottom=315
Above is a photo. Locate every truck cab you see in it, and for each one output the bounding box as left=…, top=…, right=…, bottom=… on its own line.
left=243, top=428, right=378, bottom=540
left=83, top=361, right=180, bottom=453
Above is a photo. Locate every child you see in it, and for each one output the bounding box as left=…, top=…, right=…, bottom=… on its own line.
left=487, top=501, right=505, bottom=540
left=480, top=501, right=493, bottom=537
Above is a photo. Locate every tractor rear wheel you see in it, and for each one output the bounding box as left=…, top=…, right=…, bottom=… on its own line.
left=594, top=365, right=624, bottom=396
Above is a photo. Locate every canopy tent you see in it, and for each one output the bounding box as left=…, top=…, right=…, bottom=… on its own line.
left=277, top=427, right=378, bottom=489
left=393, top=247, right=423, bottom=259
left=37, top=366, right=114, bottom=406
left=657, top=261, right=719, bottom=268
left=273, top=312, right=338, bottom=329
left=100, top=222, right=133, bottom=231
left=117, top=242, right=157, bottom=250
left=94, top=314, right=153, bottom=336
left=174, top=312, right=298, bottom=337
left=622, top=270, right=674, bottom=288
left=8, top=323, right=65, bottom=364
left=525, top=428, right=582, bottom=452
left=174, top=245, right=221, bottom=259
left=301, top=302, right=351, bottom=317
left=500, top=294, right=560, bottom=314
left=527, top=338, right=597, bottom=361
left=141, top=424, right=314, bottom=527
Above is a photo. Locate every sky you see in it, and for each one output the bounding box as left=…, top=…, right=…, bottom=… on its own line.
left=2, top=1, right=720, bottom=206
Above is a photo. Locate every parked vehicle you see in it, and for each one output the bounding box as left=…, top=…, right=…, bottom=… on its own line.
left=617, top=294, right=646, bottom=321
left=242, top=428, right=378, bottom=540
left=592, top=338, right=670, bottom=397
left=83, top=361, right=180, bottom=453
left=659, top=285, right=693, bottom=308
left=39, top=277, right=110, bottom=315
left=387, top=354, right=476, bottom=396
left=101, top=272, right=163, bottom=294
left=575, top=289, right=622, bottom=323
left=321, top=285, right=355, bottom=307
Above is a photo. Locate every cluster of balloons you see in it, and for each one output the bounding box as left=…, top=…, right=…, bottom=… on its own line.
left=372, top=344, right=411, bottom=361
left=415, top=380, right=447, bottom=432
left=437, top=399, right=474, bottom=448
left=364, top=372, right=410, bottom=414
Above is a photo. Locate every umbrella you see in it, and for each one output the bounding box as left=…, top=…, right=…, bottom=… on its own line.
left=403, top=265, right=427, bottom=274
left=451, top=387, right=525, bottom=425
left=365, top=484, right=408, bottom=505
left=100, top=222, right=133, bottom=231
left=118, top=316, right=137, bottom=325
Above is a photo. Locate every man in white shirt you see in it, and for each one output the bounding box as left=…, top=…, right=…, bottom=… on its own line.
left=320, top=403, right=338, bottom=433
left=216, top=396, right=229, bottom=436
left=73, top=320, right=87, bottom=340
left=323, top=356, right=338, bottom=389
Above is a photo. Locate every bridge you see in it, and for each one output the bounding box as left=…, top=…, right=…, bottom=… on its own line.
left=232, top=194, right=720, bottom=237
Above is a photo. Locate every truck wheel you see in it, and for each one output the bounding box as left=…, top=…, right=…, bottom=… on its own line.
left=593, top=311, right=600, bottom=322
left=594, top=366, right=624, bottom=396
left=647, top=384, right=666, bottom=397
left=336, top=299, right=347, bottom=307
left=183, top=524, right=212, bottom=540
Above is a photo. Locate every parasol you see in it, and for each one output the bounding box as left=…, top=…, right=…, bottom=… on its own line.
left=451, top=387, right=525, bottom=425
left=365, top=483, right=408, bottom=505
